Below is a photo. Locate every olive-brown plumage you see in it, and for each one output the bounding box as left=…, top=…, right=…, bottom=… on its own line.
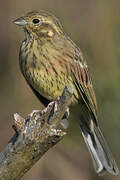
left=14, top=11, right=119, bottom=175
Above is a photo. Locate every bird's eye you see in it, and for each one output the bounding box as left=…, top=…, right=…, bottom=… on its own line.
left=32, top=19, right=40, bottom=24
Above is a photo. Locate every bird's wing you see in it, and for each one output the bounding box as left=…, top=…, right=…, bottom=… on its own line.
left=69, top=44, right=98, bottom=125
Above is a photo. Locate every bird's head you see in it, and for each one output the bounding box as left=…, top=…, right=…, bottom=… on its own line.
left=13, top=11, right=63, bottom=39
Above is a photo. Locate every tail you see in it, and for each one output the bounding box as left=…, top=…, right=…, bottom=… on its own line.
left=80, top=121, right=119, bottom=175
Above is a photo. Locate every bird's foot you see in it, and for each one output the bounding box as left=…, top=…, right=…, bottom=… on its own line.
left=45, top=98, right=70, bottom=129
left=29, top=110, right=40, bottom=118
left=28, top=98, right=70, bottom=130
left=48, top=98, right=70, bottom=129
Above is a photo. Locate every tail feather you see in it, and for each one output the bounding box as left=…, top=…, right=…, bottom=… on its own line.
left=80, top=122, right=119, bottom=175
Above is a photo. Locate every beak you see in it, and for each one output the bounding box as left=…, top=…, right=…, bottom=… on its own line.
left=13, top=17, right=27, bottom=26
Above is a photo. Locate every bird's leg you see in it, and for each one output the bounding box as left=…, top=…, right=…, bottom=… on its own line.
left=51, top=97, right=70, bottom=129
left=43, top=98, right=70, bottom=129
left=29, top=98, right=70, bottom=130
left=29, top=110, right=41, bottom=118
left=28, top=101, right=55, bottom=120
left=53, top=96, right=70, bottom=129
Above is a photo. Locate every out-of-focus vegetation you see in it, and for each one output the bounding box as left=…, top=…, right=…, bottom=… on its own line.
left=0, top=0, right=120, bottom=179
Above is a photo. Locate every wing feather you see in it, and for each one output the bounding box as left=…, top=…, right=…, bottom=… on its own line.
left=70, top=45, right=98, bottom=125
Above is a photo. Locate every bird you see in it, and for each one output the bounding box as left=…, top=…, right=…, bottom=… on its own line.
left=13, top=10, right=119, bottom=175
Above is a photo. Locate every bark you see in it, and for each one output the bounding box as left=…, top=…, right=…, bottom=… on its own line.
left=0, top=86, right=73, bottom=180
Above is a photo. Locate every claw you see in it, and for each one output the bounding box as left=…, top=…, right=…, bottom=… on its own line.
left=29, top=110, right=40, bottom=118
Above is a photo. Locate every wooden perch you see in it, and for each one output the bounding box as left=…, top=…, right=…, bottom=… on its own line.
left=0, top=86, right=73, bottom=180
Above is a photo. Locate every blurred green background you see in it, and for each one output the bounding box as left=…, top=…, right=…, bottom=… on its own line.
left=0, top=0, right=120, bottom=179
